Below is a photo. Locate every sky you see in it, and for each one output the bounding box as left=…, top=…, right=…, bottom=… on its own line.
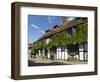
left=28, top=15, right=76, bottom=44
left=28, top=15, right=63, bottom=43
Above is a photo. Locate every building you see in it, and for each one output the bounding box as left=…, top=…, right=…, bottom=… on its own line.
left=31, top=17, right=88, bottom=61
left=28, top=43, right=32, bottom=58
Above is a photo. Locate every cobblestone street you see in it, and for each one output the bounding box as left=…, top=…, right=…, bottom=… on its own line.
left=28, top=57, right=87, bottom=66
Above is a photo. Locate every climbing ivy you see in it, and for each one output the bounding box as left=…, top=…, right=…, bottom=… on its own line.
left=31, top=40, right=45, bottom=54
left=77, top=21, right=88, bottom=43
left=47, top=31, right=70, bottom=48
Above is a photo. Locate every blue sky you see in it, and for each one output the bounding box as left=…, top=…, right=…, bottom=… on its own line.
left=28, top=15, right=63, bottom=43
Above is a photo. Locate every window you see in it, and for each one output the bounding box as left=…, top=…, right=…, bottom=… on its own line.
left=67, top=28, right=72, bottom=36
left=72, top=27, right=76, bottom=35
left=61, top=47, right=65, bottom=52
left=67, top=27, right=76, bottom=36
left=79, top=43, right=88, bottom=52
left=46, top=38, right=49, bottom=44
left=46, top=38, right=51, bottom=44
left=84, top=43, right=88, bottom=51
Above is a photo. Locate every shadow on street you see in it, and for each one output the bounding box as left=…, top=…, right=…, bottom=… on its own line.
left=28, top=60, right=69, bottom=66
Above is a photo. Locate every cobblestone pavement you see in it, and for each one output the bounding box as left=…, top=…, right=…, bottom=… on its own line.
left=28, top=57, right=87, bottom=66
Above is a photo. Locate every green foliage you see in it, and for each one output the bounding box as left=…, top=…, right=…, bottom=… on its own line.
left=31, top=40, right=46, bottom=55
left=48, top=31, right=69, bottom=48
left=77, top=21, right=88, bottom=43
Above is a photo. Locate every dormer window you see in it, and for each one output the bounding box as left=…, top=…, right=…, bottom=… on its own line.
left=46, top=38, right=51, bottom=44
left=72, top=27, right=76, bottom=35
left=67, top=28, right=72, bottom=36
left=67, top=26, right=76, bottom=36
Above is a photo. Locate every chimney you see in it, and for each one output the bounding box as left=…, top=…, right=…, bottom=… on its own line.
left=45, top=29, right=51, bottom=34
left=53, top=25, right=59, bottom=32
left=61, top=16, right=68, bottom=26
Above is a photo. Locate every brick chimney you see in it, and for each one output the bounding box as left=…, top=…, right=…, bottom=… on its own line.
left=61, top=16, right=68, bottom=27
left=53, top=25, right=59, bottom=32
left=45, top=29, right=51, bottom=34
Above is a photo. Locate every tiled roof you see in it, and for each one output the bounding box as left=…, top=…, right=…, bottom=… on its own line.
left=37, top=18, right=86, bottom=41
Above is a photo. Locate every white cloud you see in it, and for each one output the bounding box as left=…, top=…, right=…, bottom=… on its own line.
left=32, top=24, right=39, bottom=29
left=47, top=17, right=52, bottom=23
left=31, top=24, right=45, bottom=34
